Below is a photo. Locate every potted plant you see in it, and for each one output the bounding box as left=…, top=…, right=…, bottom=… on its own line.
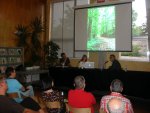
left=44, top=41, right=60, bottom=67
left=15, top=24, right=30, bottom=48
left=30, top=17, right=44, bottom=65
left=15, top=24, right=31, bottom=66
left=15, top=17, right=44, bottom=67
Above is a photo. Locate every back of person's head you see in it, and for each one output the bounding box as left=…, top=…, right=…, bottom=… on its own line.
left=110, top=54, right=115, bottom=58
left=74, top=75, right=85, bottom=89
left=110, top=79, right=123, bottom=93
left=107, top=98, right=125, bottom=113
left=5, top=67, right=15, bottom=78
left=61, top=52, right=66, bottom=57
left=42, top=76, right=54, bottom=91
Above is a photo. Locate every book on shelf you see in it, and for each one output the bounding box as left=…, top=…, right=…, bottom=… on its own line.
left=0, top=47, right=23, bottom=66
left=0, top=58, right=7, bottom=64
left=0, top=49, right=7, bottom=56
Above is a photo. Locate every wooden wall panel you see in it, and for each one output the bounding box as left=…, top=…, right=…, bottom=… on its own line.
left=0, top=0, right=46, bottom=47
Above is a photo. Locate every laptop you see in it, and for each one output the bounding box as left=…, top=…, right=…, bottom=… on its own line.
left=84, top=62, right=95, bottom=69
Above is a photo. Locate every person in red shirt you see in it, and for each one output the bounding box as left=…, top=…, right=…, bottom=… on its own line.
left=68, top=75, right=96, bottom=113
left=99, top=79, right=134, bottom=113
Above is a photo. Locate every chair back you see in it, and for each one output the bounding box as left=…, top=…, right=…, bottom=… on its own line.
left=44, top=101, right=61, bottom=109
left=7, top=92, right=19, bottom=98
left=69, top=105, right=91, bottom=113
left=99, top=109, right=107, bottom=113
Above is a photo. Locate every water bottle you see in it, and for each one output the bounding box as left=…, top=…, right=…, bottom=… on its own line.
left=125, top=66, right=127, bottom=72
left=60, top=91, right=66, bottom=113
left=61, top=91, right=64, bottom=96
left=62, top=63, right=65, bottom=68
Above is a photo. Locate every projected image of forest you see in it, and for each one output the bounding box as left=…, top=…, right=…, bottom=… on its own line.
left=87, top=6, right=115, bottom=51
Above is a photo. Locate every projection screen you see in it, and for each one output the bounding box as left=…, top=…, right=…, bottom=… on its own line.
left=74, top=2, right=132, bottom=51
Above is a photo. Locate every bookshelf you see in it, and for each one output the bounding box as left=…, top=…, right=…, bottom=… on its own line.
left=0, top=47, right=24, bottom=67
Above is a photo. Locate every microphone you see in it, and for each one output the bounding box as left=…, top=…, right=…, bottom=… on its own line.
left=102, top=61, right=109, bottom=70
left=104, top=61, right=109, bottom=64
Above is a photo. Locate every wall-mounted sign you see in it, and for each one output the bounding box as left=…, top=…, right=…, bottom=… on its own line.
left=97, top=0, right=105, bottom=3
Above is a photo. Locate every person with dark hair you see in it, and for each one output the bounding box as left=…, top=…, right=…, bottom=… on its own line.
left=78, top=55, right=88, bottom=68
left=80, top=55, right=88, bottom=62
left=68, top=76, right=96, bottom=113
left=41, top=77, right=63, bottom=113
left=108, top=54, right=122, bottom=71
left=0, top=74, right=44, bottom=113
left=5, top=67, right=34, bottom=103
left=99, top=79, right=134, bottom=113
left=59, top=52, right=71, bottom=67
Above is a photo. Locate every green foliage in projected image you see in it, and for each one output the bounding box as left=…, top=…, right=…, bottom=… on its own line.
left=87, top=6, right=115, bottom=39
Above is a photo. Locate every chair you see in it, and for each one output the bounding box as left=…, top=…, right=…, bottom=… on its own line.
left=7, top=92, right=26, bottom=99
left=44, top=101, right=61, bottom=109
left=69, top=105, right=91, bottom=113
left=99, top=108, right=107, bottom=113
left=7, top=92, right=19, bottom=98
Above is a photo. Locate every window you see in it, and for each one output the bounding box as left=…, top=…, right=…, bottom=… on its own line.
left=51, top=0, right=90, bottom=58
left=120, top=0, right=149, bottom=62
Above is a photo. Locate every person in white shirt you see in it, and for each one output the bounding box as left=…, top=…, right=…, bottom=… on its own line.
left=78, top=55, right=88, bottom=68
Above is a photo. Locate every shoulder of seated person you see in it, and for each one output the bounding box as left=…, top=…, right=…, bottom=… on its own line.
left=101, top=95, right=111, bottom=100
left=68, top=89, right=74, bottom=92
left=7, top=78, right=15, bottom=80
left=7, top=78, right=17, bottom=81
left=84, top=91, right=94, bottom=96
left=121, top=96, right=131, bottom=103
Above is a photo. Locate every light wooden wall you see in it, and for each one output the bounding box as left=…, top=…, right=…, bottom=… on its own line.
left=0, top=0, right=46, bottom=47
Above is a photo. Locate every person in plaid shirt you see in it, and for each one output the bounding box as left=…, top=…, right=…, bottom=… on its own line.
left=99, top=79, right=134, bottom=113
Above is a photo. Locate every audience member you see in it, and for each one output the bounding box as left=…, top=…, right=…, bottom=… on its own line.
left=5, top=67, right=34, bottom=103
left=108, top=54, right=122, bottom=71
left=59, top=52, right=71, bottom=67
left=0, top=74, right=43, bottom=113
left=68, top=75, right=96, bottom=113
left=41, top=77, right=64, bottom=113
left=99, top=79, right=134, bottom=113
left=78, top=54, right=88, bottom=68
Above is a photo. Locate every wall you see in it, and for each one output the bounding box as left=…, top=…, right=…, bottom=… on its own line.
left=0, top=0, right=46, bottom=47
left=90, top=0, right=96, bottom=3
